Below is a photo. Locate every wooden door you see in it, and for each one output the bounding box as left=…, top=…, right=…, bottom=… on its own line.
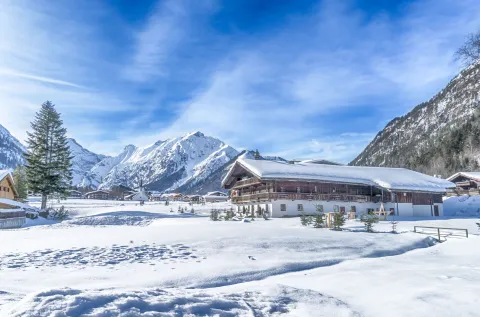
left=433, top=205, right=439, bottom=217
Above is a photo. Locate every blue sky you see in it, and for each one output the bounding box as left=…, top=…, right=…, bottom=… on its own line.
left=1, top=0, right=480, bottom=163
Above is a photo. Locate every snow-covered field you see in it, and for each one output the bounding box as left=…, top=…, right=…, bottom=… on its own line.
left=0, top=199, right=479, bottom=316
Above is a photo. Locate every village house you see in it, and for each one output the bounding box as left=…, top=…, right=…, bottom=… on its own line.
left=84, top=190, right=111, bottom=200
left=0, top=170, right=26, bottom=229
left=222, top=158, right=455, bottom=218
left=67, top=189, right=83, bottom=198
left=446, top=172, right=480, bottom=196
left=202, top=191, right=229, bottom=203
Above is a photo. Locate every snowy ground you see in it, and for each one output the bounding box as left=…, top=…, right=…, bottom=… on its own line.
left=0, top=198, right=479, bottom=316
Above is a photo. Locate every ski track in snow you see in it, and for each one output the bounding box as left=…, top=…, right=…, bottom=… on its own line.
left=3, top=285, right=363, bottom=317
left=0, top=244, right=203, bottom=269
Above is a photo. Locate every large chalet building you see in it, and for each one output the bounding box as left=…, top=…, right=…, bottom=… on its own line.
left=222, top=158, right=455, bottom=218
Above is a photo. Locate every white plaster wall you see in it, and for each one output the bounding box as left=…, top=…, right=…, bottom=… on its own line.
left=234, top=201, right=441, bottom=218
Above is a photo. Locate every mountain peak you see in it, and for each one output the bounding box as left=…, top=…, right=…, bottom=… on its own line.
left=186, top=131, right=204, bottom=138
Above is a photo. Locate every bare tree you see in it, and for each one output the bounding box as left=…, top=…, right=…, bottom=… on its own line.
left=456, top=31, right=480, bottom=66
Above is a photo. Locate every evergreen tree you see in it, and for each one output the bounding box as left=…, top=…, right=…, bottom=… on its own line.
left=332, top=212, right=345, bottom=230
left=13, top=165, right=28, bottom=200
left=361, top=211, right=379, bottom=233
left=313, top=204, right=325, bottom=228
left=25, top=101, right=72, bottom=209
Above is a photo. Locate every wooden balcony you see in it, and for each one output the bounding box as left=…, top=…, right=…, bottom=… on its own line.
left=231, top=193, right=374, bottom=204
left=232, top=178, right=262, bottom=188
left=446, top=188, right=480, bottom=197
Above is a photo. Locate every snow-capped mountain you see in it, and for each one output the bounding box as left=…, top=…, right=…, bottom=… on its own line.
left=0, top=124, right=26, bottom=170
left=68, top=138, right=108, bottom=186
left=351, top=61, right=480, bottom=175
left=78, top=131, right=239, bottom=193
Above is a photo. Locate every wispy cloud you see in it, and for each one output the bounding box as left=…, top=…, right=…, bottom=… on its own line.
left=1, top=0, right=480, bottom=161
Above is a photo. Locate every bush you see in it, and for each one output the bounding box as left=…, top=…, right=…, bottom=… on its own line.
left=313, top=213, right=325, bottom=228
left=300, top=213, right=313, bottom=226
left=332, top=212, right=345, bottom=230
left=210, top=209, right=220, bottom=221
left=262, top=208, right=269, bottom=220
left=39, top=206, right=70, bottom=221
left=190, top=207, right=195, bottom=214
left=361, top=212, right=379, bottom=233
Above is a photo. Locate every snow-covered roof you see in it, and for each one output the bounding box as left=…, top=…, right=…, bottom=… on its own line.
left=85, top=190, right=110, bottom=195
left=447, top=172, right=480, bottom=182
left=223, top=158, right=455, bottom=193
left=0, top=198, right=34, bottom=210
left=206, top=191, right=227, bottom=196
left=0, top=170, right=11, bottom=181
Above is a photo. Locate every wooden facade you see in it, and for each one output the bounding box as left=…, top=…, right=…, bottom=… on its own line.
left=446, top=172, right=480, bottom=196
left=230, top=178, right=442, bottom=206
left=0, top=173, right=17, bottom=200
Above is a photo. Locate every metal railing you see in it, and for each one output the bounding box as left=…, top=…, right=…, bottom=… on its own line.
left=414, top=226, right=468, bottom=241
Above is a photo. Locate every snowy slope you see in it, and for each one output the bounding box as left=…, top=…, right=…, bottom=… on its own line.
left=79, top=132, right=239, bottom=192
left=0, top=124, right=26, bottom=170
left=67, top=138, right=107, bottom=186
left=351, top=61, right=480, bottom=174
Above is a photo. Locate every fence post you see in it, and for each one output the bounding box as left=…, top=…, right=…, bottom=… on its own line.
left=466, top=229, right=468, bottom=238
left=414, top=226, right=417, bottom=233
left=437, top=228, right=441, bottom=241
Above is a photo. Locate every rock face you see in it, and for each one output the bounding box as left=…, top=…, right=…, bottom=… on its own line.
left=351, top=61, right=480, bottom=176
left=68, top=138, right=108, bottom=186
left=78, top=131, right=239, bottom=193
left=0, top=124, right=26, bottom=170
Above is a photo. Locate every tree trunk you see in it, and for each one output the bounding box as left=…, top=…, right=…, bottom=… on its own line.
left=41, top=194, right=48, bottom=210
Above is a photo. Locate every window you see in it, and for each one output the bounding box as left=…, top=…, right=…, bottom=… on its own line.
left=350, top=206, right=356, bottom=213
left=316, top=204, right=324, bottom=213
left=340, top=206, right=346, bottom=213
left=297, top=204, right=304, bottom=211
left=296, top=187, right=301, bottom=193
left=314, top=186, right=317, bottom=193
left=333, top=205, right=339, bottom=212
left=280, top=187, right=285, bottom=192
left=280, top=204, right=286, bottom=211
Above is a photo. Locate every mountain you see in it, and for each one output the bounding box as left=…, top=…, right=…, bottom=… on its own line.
left=351, top=61, right=480, bottom=176
left=78, top=131, right=239, bottom=193
left=0, top=124, right=27, bottom=170
left=67, top=138, right=108, bottom=186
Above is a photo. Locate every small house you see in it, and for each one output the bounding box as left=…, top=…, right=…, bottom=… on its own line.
left=67, top=190, right=83, bottom=198
left=84, top=190, right=111, bottom=200
left=446, top=172, right=480, bottom=195
left=0, top=171, right=26, bottom=229
left=202, top=191, right=229, bottom=203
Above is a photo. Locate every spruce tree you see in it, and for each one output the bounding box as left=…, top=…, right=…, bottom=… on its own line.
left=13, top=165, right=28, bottom=200
left=25, top=101, right=72, bottom=209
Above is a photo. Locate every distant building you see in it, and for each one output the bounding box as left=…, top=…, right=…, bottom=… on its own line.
left=0, top=171, right=25, bottom=229
left=84, top=190, right=111, bottom=200
left=446, top=172, right=480, bottom=195
left=202, top=191, right=229, bottom=203
left=67, top=190, right=83, bottom=198
left=0, top=170, right=17, bottom=200
left=222, top=158, right=454, bottom=218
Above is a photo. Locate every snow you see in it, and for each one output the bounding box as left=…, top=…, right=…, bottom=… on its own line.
left=0, top=198, right=34, bottom=210
left=444, top=195, right=480, bottom=217
left=0, top=170, right=11, bottom=182
left=0, top=198, right=478, bottom=316
left=225, top=158, right=455, bottom=193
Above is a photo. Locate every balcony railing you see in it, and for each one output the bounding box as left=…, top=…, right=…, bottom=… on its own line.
left=231, top=193, right=374, bottom=204
left=446, top=188, right=480, bottom=196
left=232, top=178, right=262, bottom=188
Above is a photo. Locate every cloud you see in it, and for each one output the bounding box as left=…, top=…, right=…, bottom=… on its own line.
left=2, top=0, right=480, bottom=162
